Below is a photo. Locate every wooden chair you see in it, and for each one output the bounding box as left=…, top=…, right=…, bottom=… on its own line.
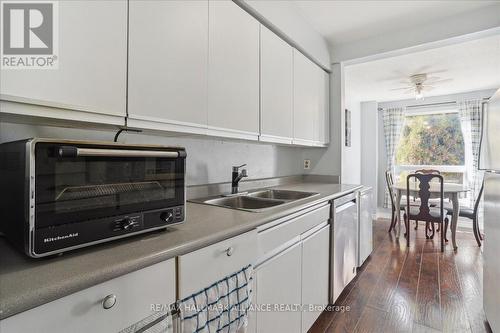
left=403, top=173, right=449, bottom=252
left=386, top=170, right=412, bottom=232
left=413, top=169, right=441, bottom=233
left=444, top=181, right=484, bottom=247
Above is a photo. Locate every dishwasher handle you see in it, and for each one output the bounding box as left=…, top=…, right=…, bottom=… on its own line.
left=335, top=200, right=356, bottom=213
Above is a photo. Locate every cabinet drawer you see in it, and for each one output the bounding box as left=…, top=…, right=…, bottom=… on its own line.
left=178, top=230, right=257, bottom=298
left=257, top=204, right=329, bottom=257
left=0, top=259, right=176, bottom=333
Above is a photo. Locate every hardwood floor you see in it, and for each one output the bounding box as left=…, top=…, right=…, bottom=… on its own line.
left=309, top=219, right=491, bottom=333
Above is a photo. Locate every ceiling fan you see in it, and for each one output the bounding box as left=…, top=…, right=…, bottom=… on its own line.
left=391, top=73, right=452, bottom=100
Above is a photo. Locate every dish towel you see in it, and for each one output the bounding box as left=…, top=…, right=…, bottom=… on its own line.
left=178, top=264, right=253, bottom=333
left=119, top=310, right=173, bottom=333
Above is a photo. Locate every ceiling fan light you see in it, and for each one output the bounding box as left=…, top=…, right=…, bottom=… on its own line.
left=415, top=91, right=424, bottom=100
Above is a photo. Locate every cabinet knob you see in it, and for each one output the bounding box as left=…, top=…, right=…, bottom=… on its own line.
left=102, top=294, right=117, bottom=309
left=226, top=247, right=234, bottom=257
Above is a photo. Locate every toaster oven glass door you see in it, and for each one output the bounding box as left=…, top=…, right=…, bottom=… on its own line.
left=34, top=143, right=185, bottom=228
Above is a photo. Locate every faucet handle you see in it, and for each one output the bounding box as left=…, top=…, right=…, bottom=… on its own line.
left=233, top=164, right=247, bottom=172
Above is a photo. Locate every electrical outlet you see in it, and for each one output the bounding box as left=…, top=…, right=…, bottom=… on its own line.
left=303, top=159, right=311, bottom=170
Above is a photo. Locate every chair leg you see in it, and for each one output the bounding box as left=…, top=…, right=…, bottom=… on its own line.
left=436, top=224, right=440, bottom=232
left=389, top=208, right=395, bottom=232
left=406, top=215, right=410, bottom=247
left=414, top=220, right=418, bottom=230
left=441, top=221, right=445, bottom=252
left=443, top=217, right=450, bottom=242
left=472, top=217, right=482, bottom=247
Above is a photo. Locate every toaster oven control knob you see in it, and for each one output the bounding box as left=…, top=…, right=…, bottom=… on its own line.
left=121, top=218, right=135, bottom=230
left=160, top=211, right=174, bottom=223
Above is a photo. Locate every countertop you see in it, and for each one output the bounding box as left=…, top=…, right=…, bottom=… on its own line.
left=0, top=182, right=362, bottom=320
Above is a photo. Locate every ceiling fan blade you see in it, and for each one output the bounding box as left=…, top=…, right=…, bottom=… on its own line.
left=390, top=87, right=412, bottom=91
left=427, top=78, right=453, bottom=84
left=423, top=86, right=435, bottom=91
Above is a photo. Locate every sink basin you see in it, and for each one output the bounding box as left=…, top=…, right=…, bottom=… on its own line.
left=202, top=196, right=285, bottom=211
left=189, top=189, right=319, bottom=212
left=247, top=189, right=318, bottom=200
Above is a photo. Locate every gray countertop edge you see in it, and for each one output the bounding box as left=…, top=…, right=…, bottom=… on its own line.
left=0, top=183, right=362, bottom=320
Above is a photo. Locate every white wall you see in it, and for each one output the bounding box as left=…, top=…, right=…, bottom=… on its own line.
left=240, top=0, right=331, bottom=69
left=0, top=122, right=305, bottom=186
left=341, top=101, right=361, bottom=184
left=360, top=101, right=378, bottom=209
left=331, top=4, right=500, bottom=63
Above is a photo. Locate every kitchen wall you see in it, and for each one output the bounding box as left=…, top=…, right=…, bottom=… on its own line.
left=360, top=101, right=378, bottom=209
left=0, top=121, right=305, bottom=186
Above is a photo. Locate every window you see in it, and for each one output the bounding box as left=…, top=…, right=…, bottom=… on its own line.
left=395, top=110, right=466, bottom=185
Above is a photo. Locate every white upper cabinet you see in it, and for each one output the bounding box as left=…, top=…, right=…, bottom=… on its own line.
left=293, top=50, right=318, bottom=145
left=0, top=0, right=127, bottom=125
left=259, top=26, right=293, bottom=144
left=127, top=0, right=208, bottom=135
left=317, top=69, right=330, bottom=145
left=207, top=0, right=260, bottom=140
left=292, top=50, right=330, bottom=146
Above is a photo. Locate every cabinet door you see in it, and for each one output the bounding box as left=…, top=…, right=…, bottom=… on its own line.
left=358, top=191, right=373, bottom=266
left=317, top=70, right=330, bottom=146
left=128, top=0, right=208, bottom=134
left=301, top=225, right=330, bottom=332
left=207, top=0, right=260, bottom=140
left=255, top=241, right=302, bottom=333
left=0, top=259, right=176, bottom=333
left=0, top=0, right=127, bottom=124
left=293, top=50, right=318, bottom=145
left=260, top=26, right=293, bottom=144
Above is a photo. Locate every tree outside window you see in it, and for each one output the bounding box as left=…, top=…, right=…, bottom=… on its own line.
left=395, top=112, right=465, bottom=184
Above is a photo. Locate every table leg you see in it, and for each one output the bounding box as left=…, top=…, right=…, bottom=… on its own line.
left=395, top=189, right=402, bottom=238
left=451, top=194, right=459, bottom=250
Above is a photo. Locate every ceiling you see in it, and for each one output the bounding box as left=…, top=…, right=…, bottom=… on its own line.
left=344, top=34, right=500, bottom=102
left=292, top=1, right=498, bottom=46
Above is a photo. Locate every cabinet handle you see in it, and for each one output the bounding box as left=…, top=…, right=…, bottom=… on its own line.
left=226, top=247, right=234, bottom=257
left=102, top=294, right=117, bottom=309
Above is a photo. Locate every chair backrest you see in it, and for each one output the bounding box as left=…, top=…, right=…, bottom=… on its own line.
left=473, top=180, right=485, bottom=216
left=415, top=169, right=441, bottom=175
left=407, top=173, right=445, bottom=222
left=385, top=170, right=396, bottom=208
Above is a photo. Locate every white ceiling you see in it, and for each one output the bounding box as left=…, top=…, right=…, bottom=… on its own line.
left=345, top=34, right=500, bottom=102
left=292, top=1, right=498, bottom=46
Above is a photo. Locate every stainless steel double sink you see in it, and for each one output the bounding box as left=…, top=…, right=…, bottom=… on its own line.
left=189, top=189, right=319, bottom=212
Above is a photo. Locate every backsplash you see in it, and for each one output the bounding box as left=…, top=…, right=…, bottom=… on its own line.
left=0, top=121, right=305, bottom=186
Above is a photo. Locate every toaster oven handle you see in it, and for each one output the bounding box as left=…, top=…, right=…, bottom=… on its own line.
left=58, top=146, right=184, bottom=158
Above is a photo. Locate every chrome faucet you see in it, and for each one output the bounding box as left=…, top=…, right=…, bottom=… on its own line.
left=231, top=164, right=248, bottom=194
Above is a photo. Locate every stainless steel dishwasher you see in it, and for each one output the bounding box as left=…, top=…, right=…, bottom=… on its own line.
left=330, top=192, right=358, bottom=304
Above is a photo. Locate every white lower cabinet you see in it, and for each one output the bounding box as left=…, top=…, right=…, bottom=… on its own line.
left=0, top=259, right=176, bottom=333
left=301, top=224, right=330, bottom=332
left=255, top=240, right=303, bottom=333
left=250, top=204, right=331, bottom=333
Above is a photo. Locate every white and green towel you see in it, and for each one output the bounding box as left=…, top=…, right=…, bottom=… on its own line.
left=178, top=265, right=253, bottom=333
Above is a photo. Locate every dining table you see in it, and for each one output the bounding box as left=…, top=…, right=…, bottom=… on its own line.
left=392, top=182, right=469, bottom=250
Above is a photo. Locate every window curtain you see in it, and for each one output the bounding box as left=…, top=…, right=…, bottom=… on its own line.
left=382, top=107, right=405, bottom=208
left=458, top=99, right=483, bottom=208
